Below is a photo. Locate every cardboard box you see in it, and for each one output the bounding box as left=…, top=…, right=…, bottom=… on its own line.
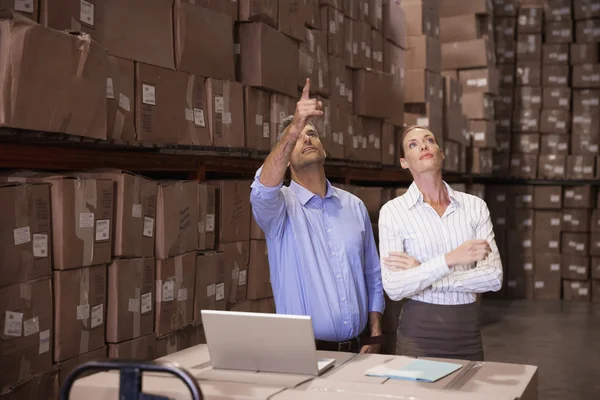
left=279, top=0, right=305, bottom=41
left=567, top=155, right=596, bottom=179
left=514, top=87, right=542, bottom=110
left=496, top=39, right=517, bottom=64
left=1, top=369, right=58, bottom=400
left=462, top=92, right=494, bottom=120
left=543, top=43, right=570, bottom=65
left=506, top=275, right=533, bottom=299
left=543, top=87, right=571, bottom=110
left=312, top=29, right=331, bottom=97
left=198, top=183, right=216, bottom=251
left=251, top=297, right=277, bottom=313
left=106, top=258, right=155, bottom=343
left=404, top=103, right=443, bottom=138
left=534, top=210, right=562, bottom=232
left=321, top=5, right=344, bottom=57
left=535, top=230, right=562, bottom=254
left=592, top=232, right=600, bottom=256
left=562, top=232, right=590, bottom=256
left=540, top=109, right=570, bottom=134
left=563, top=280, right=592, bottom=301
left=469, top=148, right=493, bottom=174
left=513, top=109, right=540, bottom=133
left=538, top=155, right=567, bottom=179
left=564, top=186, right=595, bottom=208
left=594, top=280, right=600, bottom=302
left=211, top=180, right=251, bottom=244
left=573, top=111, right=600, bottom=136
left=540, top=134, right=569, bottom=155
left=573, top=89, right=600, bottom=112
left=329, top=108, right=347, bottom=158
left=439, top=0, right=491, bottom=16
left=459, top=67, right=499, bottom=95
left=443, top=141, right=460, bottom=172
left=563, top=209, right=592, bottom=233
left=594, top=210, right=600, bottom=232
left=194, top=251, right=221, bottom=323
left=573, top=64, right=600, bottom=88
left=0, top=183, right=51, bottom=288
left=401, top=2, right=439, bottom=38
left=570, top=43, right=600, bottom=65
left=495, top=17, right=517, bottom=41
left=244, top=87, right=272, bottom=151
left=405, top=36, right=441, bottom=73
left=440, top=14, right=491, bottom=44
left=575, top=0, right=600, bottom=20
left=495, top=0, right=519, bottom=16
left=54, top=265, right=106, bottom=362
left=343, top=18, right=360, bottom=68
left=510, top=154, right=538, bottom=178
left=0, top=0, right=39, bottom=21
left=508, top=208, right=534, bottom=231
left=239, top=0, right=278, bottom=27
left=517, top=6, right=543, bottom=34
left=383, top=0, right=408, bottom=48
left=190, top=0, right=237, bottom=19
left=535, top=253, right=562, bottom=277
left=0, top=11, right=107, bottom=138
left=239, top=22, right=298, bottom=97
left=248, top=240, right=273, bottom=300
left=58, top=347, right=107, bottom=390
left=576, top=19, right=600, bottom=43
left=496, top=133, right=511, bottom=152
left=174, top=2, right=234, bottom=80
left=441, top=39, right=494, bottom=70
left=106, top=56, right=136, bottom=142
left=543, top=64, right=570, bottom=87
left=533, top=186, right=562, bottom=209
left=543, top=0, right=572, bottom=21
left=353, top=69, right=395, bottom=118
left=155, top=252, right=196, bottom=337
left=269, top=93, right=296, bottom=146
left=516, top=61, right=542, bottom=86
left=517, top=34, right=542, bottom=61
left=357, top=22, right=373, bottom=68
left=381, top=123, right=397, bottom=165
left=498, top=64, right=516, bottom=87
left=404, top=69, right=443, bottom=104
left=532, top=273, right=561, bottom=300
left=512, top=133, right=540, bottom=153
left=545, top=20, right=573, bottom=44
left=108, top=334, right=156, bottom=361
left=0, top=278, right=52, bottom=390
left=470, top=120, right=496, bottom=147
left=205, top=79, right=245, bottom=148
left=571, top=131, right=600, bottom=156
left=219, top=241, right=250, bottom=304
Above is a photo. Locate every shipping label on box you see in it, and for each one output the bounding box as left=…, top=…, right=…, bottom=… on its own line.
left=545, top=20, right=573, bottom=44
left=573, top=64, right=600, bottom=89
left=515, top=87, right=542, bottom=109
left=516, top=61, right=542, bottom=86
left=543, top=43, right=570, bottom=64
left=563, top=280, right=592, bottom=301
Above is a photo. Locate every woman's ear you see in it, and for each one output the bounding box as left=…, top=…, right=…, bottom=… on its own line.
left=400, top=158, right=408, bottom=170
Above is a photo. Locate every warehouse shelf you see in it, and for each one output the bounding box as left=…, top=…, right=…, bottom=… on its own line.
left=471, top=176, right=600, bottom=186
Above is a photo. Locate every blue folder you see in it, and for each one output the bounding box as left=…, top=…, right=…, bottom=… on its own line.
left=365, top=359, right=463, bottom=382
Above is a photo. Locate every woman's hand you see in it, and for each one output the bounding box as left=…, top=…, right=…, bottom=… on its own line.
left=383, top=252, right=420, bottom=271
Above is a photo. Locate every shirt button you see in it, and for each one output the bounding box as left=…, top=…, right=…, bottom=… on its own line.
left=337, top=274, right=341, bottom=279
left=327, top=228, right=332, bottom=233
left=332, top=252, right=337, bottom=256
left=344, top=321, right=348, bottom=325
left=341, top=297, right=346, bottom=301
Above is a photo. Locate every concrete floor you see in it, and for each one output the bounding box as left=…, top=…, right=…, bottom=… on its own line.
left=481, top=299, right=600, bottom=400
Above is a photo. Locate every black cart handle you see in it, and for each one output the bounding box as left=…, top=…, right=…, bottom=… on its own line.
left=60, top=359, right=204, bottom=400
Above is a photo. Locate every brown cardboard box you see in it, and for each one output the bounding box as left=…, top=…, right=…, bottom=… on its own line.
left=564, top=186, right=595, bottom=208
left=239, top=22, right=298, bottom=97
left=279, top=0, right=305, bottom=41
left=574, top=0, right=600, bottom=20
left=495, top=114, right=512, bottom=134
left=532, top=273, right=561, bottom=300
left=517, top=34, right=542, bottom=61
left=327, top=56, right=347, bottom=109
left=321, top=5, right=344, bottom=57
left=0, top=278, right=52, bottom=390
left=314, top=96, right=333, bottom=152
left=543, top=65, right=570, bottom=87
left=58, top=347, right=107, bottom=389
left=439, top=0, right=491, bottom=16
left=54, top=265, right=106, bottom=362
left=496, top=39, right=517, bottom=64
left=572, top=111, right=600, bottom=136
left=358, top=22, right=373, bottom=68
left=535, top=230, right=562, bottom=253
left=573, top=89, right=600, bottom=112
left=155, top=181, right=198, bottom=260
left=383, top=0, right=408, bottom=48
left=155, top=252, right=196, bottom=337
left=538, top=155, right=567, bottom=179
left=534, top=186, right=562, bottom=209
left=106, top=56, right=136, bottom=142
left=194, top=252, right=221, bottom=323
left=239, top=0, right=278, bottom=27
left=220, top=241, right=250, bottom=304
left=251, top=215, right=266, bottom=240
left=444, top=76, right=462, bottom=109
left=495, top=17, right=517, bottom=41
left=459, top=67, right=499, bottom=95
left=248, top=240, right=273, bottom=300
left=545, top=20, right=573, bottom=44
left=517, top=6, right=543, bottom=34
left=510, top=154, right=538, bottom=178
left=576, top=18, right=600, bottom=43
left=174, top=2, right=235, bottom=80
left=540, top=134, right=569, bottom=155
left=443, top=141, right=461, bottom=172
left=562, top=232, right=590, bottom=256
left=0, top=184, right=51, bottom=288
left=512, top=185, right=536, bottom=209
left=401, top=1, right=439, bottom=39
left=535, top=253, right=562, bottom=277
left=368, top=0, right=383, bottom=30
left=198, top=183, right=216, bottom=251
left=495, top=0, right=519, bottom=16
left=76, top=170, right=157, bottom=258
left=516, top=61, right=542, bottom=86
left=591, top=232, right=600, bottom=256
left=594, top=280, right=600, bottom=302
left=108, top=334, right=156, bottom=361
left=563, top=209, right=592, bottom=233
left=498, top=64, right=516, bottom=87
left=313, top=30, right=330, bottom=98
left=354, top=187, right=384, bottom=221
left=212, top=180, right=251, bottom=244
left=381, top=122, right=397, bottom=165
left=567, top=155, right=596, bottom=179
left=570, top=43, right=600, bottom=65
left=563, top=280, right=592, bottom=301
left=512, top=133, right=540, bottom=153
left=496, top=134, right=511, bottom=152
left=463, top=93, right=494, bottom=120
left=404, top=103, right=444, bottom=140
left=0, top=0, right=39, bottom=21
left=543, top=87, right=571, bottom=110
left=571, top=131, right=600, bottom=156
left=353, top=69, right=395, bottom=118
left=440, top=14, right=491, bottom=44
left=206, top=79, right=245, bottom=148
left=543, top=43, right=570, bottom=65
left=514, top=87, right=542, bottom=109
left=244, top=87, right=272, bottom=151
left=329, top=107, right=347, bottom=158
left=344, top=0, right=361, bottom=20
left=513, top=109, right=540, bottom=132
left=508, top=208, right=534, bottom=231
left=343, top=18, right=359, bottom=67
left=540, top=109, right=570, bottom=134
left=441, top=39, right=494, bottom=70
left=470, top=120, right=496, bottom=148
left=506, top=275, right=533, bottom=299
left=534, top=211, right=562, bottom=232
left=469, top=148, right=493, bottom=174
left=404, top=69, right=443, bottom=104
left=106, top=258, right=155, bottom=343
left=1, top=369, right=58, bottom=400
left=573, top=64, right=600, bottom=88
left=251, top=297, right=277, bottom=313
left=405, top=35, right=441, bottom=72
left=269, top=93, right=296, bottom=147
left=508, top=249, right=534, bottom=277
left=0, top=11, right=107, bottom=139
left=42, top=0, right=175, bottom=70
left=543, top=0, right=572, bottom=21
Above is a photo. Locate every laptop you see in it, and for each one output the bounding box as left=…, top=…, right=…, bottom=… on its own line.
left=201, top=310, right=336, bottom=376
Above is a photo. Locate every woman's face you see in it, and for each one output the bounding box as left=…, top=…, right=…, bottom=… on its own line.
left=400, top=128, right=444, bottom=173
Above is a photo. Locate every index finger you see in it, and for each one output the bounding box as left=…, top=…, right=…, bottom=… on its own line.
left=301, top=78, right=311, bottom=100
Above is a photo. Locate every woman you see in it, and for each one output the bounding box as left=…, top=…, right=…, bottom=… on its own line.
left=378, top=125, right=503, bottom=361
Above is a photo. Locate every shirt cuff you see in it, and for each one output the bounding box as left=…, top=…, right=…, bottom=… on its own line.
left=428, top=254, right=451, bottom=291
left=368, top=292, right=385, bottom=314
left=251, top=166, right=283, bottom=199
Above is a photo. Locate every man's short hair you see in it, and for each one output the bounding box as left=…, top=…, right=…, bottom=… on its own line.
left=277, top=115, right=317, bottom=140
left=398, top=125, right=437, bottom=158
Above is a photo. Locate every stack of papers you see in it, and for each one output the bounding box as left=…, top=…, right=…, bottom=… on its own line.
left=365, top=359, right=463, bottom=382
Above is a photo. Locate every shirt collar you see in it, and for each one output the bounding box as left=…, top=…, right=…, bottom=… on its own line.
left=406, top=181, right=461, bottom=209
left=290, top=179, right=340, bottom=206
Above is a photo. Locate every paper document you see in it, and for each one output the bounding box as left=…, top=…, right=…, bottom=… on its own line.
left=365, top=359, right=463, bottom=382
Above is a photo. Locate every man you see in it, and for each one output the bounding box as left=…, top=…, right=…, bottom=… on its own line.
left=250, top=79, right=385, bottom=353
left=378, top=125, right=502, bottom=361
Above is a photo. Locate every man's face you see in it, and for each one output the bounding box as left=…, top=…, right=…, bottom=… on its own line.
left=399, top=128, right=444, bottom=173
left=289, top=123, right=326, bottom=170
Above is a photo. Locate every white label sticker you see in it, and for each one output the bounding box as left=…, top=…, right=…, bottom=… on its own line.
left=194, top=108, right=206, bottom=127
left=4, top=311, right=23, bottom=337
left=143, top=217, right=154, bottom=238
left=185, top=108, right=194, bottom=122
left=523, top=240, right=532, bottom=248
left=551, top=218, right=560, bottom=226
left=207, top=284, right=216, bottom=298
left=576, top=243, right=585, bottom=251
left=474, top=132, right=485, bottom=141
left=279, top=111, right=286, bottom=122
left=142, top=84, right=156, bottom=105
left=32, top=234, right=48, bottom=258
left=549, top=241, right=559, bottom=249
left=255, top=114, right=263, bottom=126
left=215, top=283, right=225, bottom=301
left=577, top=267, right=587, bottom=275
left=119, top=93, right=131, bottom=112
left=206, top=214, right=215, bottom=232
left=524, top=263, right=533, bottom=271
left=239, top=270, right=247, bottom=286
left=106, top=78, right=115, bottom=99
left=551, top=263, right=560, bottom=271
left=508, top=280, right=517, bottom=288
left=178, top=288, right=188, bottom=301
left=579, top=288, right=589, bottom=296
left=141, top=293, right=152, bottom=314
left=91, top=304, right=103, bottom=328
left=39, top=330, right=50, bottom=354
left=389, top=143, right=394, bottom=156
left=95, top=219, right=110, bottom=241
left=329, top=20, right=336, bottom=34
left=551, top=194, right=560, bottom=203
left=571, top=282, right=581, bottom=288
left=80, top=0, right=95, bottom=26
left=162, top=281, right=174, bottom=302
left=80, top=212, right=94, bottom=228
left=13, top=227, right=31, bottom=246
left=340, top=83, right=346, bottom=96
left=215, top=96, right=225, bottom=113
left=263, top=122, right=270, bottom=138
left=76, top=304, right=90, bottom=321
left=223, top=112, right=232, bottom=125
left=523, top=194, right=533, bottom=203
left=132, top=204, right=143, bottom=218
left=535, top=281, right=545, bottom=289
left=128, top=298, right=140, bottom=313
left=23, top=317, right=39, bottom=337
